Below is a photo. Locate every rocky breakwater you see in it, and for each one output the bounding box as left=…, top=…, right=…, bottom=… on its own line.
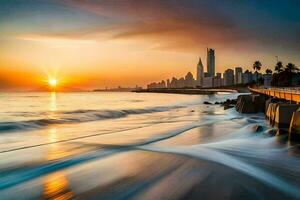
left=236, top=94, right=267, bottom=113
left=207, top=99, right=238, bottom=110
left=236, top=94, right=300, bottom=141
left=289, top=109, right=300, bottom=141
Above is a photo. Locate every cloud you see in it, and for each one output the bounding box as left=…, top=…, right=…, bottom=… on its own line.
left=17, top=34, right=96, bottom=43
left=3, top=0, right=292, bottom=55
left=62, top=0, right=238, bottom=51
left=61, top=0, right=300, bottom=55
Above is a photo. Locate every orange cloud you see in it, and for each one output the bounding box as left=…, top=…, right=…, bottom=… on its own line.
left=16, top=34, right=98, bottom=48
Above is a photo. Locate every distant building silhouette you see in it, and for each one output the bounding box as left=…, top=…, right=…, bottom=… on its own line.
left=235, top=67, right=243, bottom=84
left=170, top=77, right=178, bottom=88
left=243, top=70, right=253, bottom=84
left=196, top=57, right=204, bottom=87
left=147, top=80, right=166, bottom=89
left=214, top=73, right=222, bottom=87
left=253, top=71, right=262, bottom=82
left=146, top=48, right=277, bottom=89
left=263, top=74, right=272, bottom=87
left=178, top=77, right=185, bottom=88
left=207, top=48, right=215, bottom=77
left=166, top=79, right=170, bottom=88
left=223, top=69, right=234, bottom=86
left=203, top=72, right=213, bottom=87
left=185, top=72, right=196, bottom=88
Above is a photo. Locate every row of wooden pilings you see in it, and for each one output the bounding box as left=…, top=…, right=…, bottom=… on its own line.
left=265, top=99, right=300, bottom=140
left=236, top=90, right=300, bottom=141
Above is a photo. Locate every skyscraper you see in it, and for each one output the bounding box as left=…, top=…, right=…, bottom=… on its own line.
left=207, top=48, right=215, bottom=77
left=196, top=57, right=204, bottom=87
left=235, top=67, right=243, bottom=84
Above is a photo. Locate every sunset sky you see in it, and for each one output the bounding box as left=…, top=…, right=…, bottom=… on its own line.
left=0, top=0, right=300, bottom=91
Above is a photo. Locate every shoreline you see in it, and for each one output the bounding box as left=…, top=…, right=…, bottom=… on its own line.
left=133, top=87, right=249, bottom=95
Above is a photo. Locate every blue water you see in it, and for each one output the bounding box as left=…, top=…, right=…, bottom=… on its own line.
left=0, top=92, right=299, bottom=200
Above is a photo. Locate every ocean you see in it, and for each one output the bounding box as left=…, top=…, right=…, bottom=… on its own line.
left=0, top=92, right=299, bottom=200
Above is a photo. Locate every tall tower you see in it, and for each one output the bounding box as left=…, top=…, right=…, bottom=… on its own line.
left=196, top=57, right=204, bottom=87
left=207, top=48, right=215, bottom=77
left=235, top=67, right=243, bottom=84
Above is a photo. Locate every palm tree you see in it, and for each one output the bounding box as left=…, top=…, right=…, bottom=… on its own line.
left=274, top=61, right=283, bottom=73
left=285, top=63, right=299, bottom=86
left=253, top=61, right=262, bottom=85
left=285, top=63, right=298, bottom=73
left=265, top=69, right=272, bottom=74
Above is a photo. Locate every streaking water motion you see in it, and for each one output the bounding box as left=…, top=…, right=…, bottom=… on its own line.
left=0, top=92, right=299, bottom=200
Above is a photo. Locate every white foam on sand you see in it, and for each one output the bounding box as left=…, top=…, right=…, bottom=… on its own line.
left=138, top=142, right=300, bottom=199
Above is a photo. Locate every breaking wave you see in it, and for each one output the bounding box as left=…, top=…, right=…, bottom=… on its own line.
left=0, top=105, right=185, bottom=133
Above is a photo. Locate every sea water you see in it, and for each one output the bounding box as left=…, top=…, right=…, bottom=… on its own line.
left=0, top=92, right=299, bottom=200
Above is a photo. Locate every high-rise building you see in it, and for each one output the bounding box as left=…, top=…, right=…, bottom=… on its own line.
left=196, top=57, right=204, bottom=87
left=166, top=79, right=170, bottom=88
left=203, top=77, right=214, bottom=88
left=235, top=67, right=243, bottom=84
left=223, top=69, right=234, bottom=86
left=207, top=48, right=215, bottom=77
left=242, top=70, right=253, bottom=84
left=213, top=73, right=222, bottom=87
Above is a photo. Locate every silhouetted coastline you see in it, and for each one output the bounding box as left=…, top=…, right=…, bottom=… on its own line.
left=134, top=86, right=249, bottom=95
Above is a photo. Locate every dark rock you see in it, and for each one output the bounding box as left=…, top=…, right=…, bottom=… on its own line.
left=253, top=95, right=267, bottom=113
left=236, top=95, right=256, bottom=113
left=215, top=102, right=220, bottom=105
left=190, top=110, right=195, bottom=112
left=267, top=129, right=277, bottom=136
left=224, top=104, right=234, bottom=110
left=230, top=99, right=237, bottom=104
left=252, top=125, right=264, bottom=132
left=236, top=95, right=264, bottom=114
left=203, top=101, right=212, bottom=105
left=223, top=99, right=237, bottom=105
left=220, top=98, right=237, bottom=110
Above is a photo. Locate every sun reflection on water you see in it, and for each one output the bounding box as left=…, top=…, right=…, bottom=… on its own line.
left=50, top=92, right=57, bottom=112
left=44, top=172, right=73, bottom=200
left=46, top=128, right=71, bottom=161
left=44, top=127, right=73, bottom=199
left=49, top=128, right=57, bottom=143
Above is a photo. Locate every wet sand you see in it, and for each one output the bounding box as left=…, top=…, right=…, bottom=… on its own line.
left=0, top=92, right=299, bottom=200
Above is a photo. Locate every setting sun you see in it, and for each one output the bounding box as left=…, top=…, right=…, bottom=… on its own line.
left=48, top=78, right=57, bottom=87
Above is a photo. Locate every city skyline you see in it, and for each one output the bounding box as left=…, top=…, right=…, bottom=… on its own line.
left=1, top=0, right=300, bottom=91
left=147, top=48, right=276, bottom=89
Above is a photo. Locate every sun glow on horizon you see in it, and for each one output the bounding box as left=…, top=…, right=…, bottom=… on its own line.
left=48, top=78, right=57, bottom=87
